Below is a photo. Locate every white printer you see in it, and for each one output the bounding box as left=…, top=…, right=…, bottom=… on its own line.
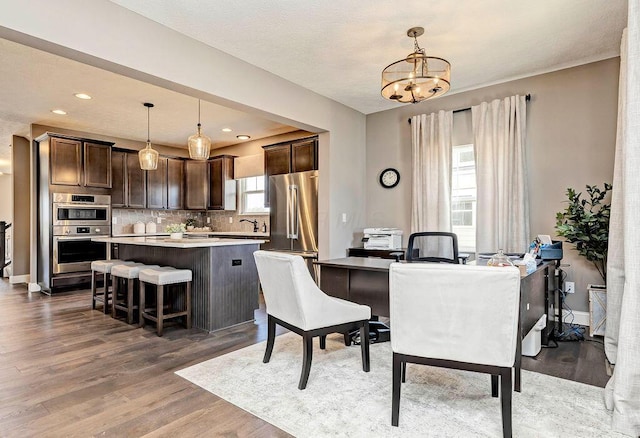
left=363, top=228, right=403, bottom=250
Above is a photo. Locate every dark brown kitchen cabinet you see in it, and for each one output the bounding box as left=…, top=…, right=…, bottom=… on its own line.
left=263, top=136, right=318, bottom=206
left=146, top=157, right=167, bottom=209
left=208, top=155, right=236, bottom=210
left=185, top=160, right=208, bottom=210
left=111, top=150, right=146, bottom=208
left=167, top=158, right=184, bottom=210
left=49, top=136, right=112, bottom=188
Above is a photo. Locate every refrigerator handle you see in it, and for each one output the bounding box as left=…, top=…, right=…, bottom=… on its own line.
left=289, top=184, right=299, bottom=239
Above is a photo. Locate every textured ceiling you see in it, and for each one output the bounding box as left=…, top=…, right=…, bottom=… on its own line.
left=0, top=1, right=627, bottom=174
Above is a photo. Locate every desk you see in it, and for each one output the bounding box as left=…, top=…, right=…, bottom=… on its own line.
left=315, top=257, right=553, bottom=391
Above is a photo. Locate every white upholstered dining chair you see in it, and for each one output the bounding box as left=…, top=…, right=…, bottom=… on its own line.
left=389, top=262, right=521, bottom=438
left=253, top=250, right=372, bottom=390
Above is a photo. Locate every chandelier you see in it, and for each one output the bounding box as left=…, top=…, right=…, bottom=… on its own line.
left=187, top=99, right=211, bottom=160
left=381, top=27, right=450, bottom=104
left=138, top=102, right=159, bottom=170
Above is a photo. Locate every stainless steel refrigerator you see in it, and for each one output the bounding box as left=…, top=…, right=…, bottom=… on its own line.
left=266, top=170, right=319, bottom=275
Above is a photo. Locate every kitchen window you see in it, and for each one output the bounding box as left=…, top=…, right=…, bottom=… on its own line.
left=451, top=144, right=477, bottom=252
left=239, top=176, right=269, bottom=215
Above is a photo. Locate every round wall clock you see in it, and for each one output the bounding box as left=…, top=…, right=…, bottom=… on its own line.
left=379, top=168, right=400, bottom=188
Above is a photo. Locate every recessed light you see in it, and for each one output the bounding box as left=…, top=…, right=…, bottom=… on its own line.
left=236, top=135, right=251, bottom=140
left=51, top=109, right=67, bottom=115
left=222, top=128, right=232, bottom=132
left=74, top=93, right=92, bottom=100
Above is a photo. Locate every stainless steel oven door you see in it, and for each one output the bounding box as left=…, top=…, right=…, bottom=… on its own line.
left=52, top=236, right=107, bottom=274
left=53, top=204, right=111, bottom=227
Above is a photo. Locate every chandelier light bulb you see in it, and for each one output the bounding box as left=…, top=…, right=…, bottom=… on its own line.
left=188, top=100, right=211, bottom=160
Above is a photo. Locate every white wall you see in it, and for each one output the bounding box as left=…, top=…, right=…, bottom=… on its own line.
left=0, top=0, right=367, bottom=260
left=366, top=59, right=619, bottom=312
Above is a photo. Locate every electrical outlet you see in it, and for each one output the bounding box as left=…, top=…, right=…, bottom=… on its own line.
left=207, top=217, right=211, bottom=224
left=229, top=217, right=233, bottom=224
left=156, top=217, right=162, bottom=224
left=565, top=281, right=575, bottom=294
left=112, top=217, right=117, bottom=225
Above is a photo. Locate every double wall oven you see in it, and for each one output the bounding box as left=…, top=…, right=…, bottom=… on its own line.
left=52, top=193, right=111, bottom=275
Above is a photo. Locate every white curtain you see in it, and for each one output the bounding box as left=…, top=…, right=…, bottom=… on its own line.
left=472, top=96, right=529, bottom=254
left=605, top=7, right=640, bottom=435
left=410, top=111, right=453, bottom=233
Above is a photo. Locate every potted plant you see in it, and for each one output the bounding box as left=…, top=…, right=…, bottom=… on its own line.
left=185, top=218, right=197, bottom=231
left=166, top=223, right=186, bottom=239
left=555, top=183, right=611, bottom=336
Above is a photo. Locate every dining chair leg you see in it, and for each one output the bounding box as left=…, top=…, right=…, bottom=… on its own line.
left=263, top=315, right=276, bottom=363
left=360, top=321, right=370, bottom=372
left=401, top=361, right=406, bottom=383
left=391, top=353, right=402, bottom=426
left=90, top=270, right=97, bottom=310
left=126, top=279, right=134, bottom=325
left=343, top=332, right=351, bottom=346
left=500, top=367, right=513, bottom=438
left=298, top=332, right=313, bottom=390
left=111, top=277, right=119, bottom=318
left=319, top=335, right=326, bottom=350
left=157, top=284, right=164, bottom=337
left=139, top=281, right=146, bottom=328
left=102, top=273, right=109, bottom=314
left=491, top=375, right=499, bottom=397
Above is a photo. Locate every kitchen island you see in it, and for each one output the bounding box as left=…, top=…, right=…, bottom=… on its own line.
left=94, top=236, right=265, bottom=332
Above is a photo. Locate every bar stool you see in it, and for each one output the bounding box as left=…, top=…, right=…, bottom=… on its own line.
left=138, top=266, right=192, bottom=336
left=111, top=263, right=159, bottom=324
left=90, top=260, right=133, bottom=314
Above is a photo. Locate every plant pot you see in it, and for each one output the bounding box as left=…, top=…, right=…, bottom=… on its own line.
left=588, top=284, right=607, bottom=337
left=170, top=232, right=183, bottom=240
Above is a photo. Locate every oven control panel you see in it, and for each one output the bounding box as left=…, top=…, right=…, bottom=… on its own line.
left=53, top=225, right=111, bottom=236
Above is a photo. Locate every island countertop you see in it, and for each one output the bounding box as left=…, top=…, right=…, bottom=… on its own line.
left=93, top=236, right=265, bottom=248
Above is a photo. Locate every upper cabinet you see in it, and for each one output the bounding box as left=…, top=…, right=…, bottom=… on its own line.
left=146, top=157, right=168, bottom=209
left=263, top=136, right=318, bottom=206
left=111, top=149, right=147, bottom=208
left=208, top=155, right=236, bottom=210
left=167, top=158, right=184, bottom=210
left=184, top=160, right=208, bottom=210
left=49, top=136, right=112, bottom=188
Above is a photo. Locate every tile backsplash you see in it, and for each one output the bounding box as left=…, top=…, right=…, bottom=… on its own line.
left=112, top=209, right=269, bottom=234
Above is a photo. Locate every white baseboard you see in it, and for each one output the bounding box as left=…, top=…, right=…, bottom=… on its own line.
left=550, top=310, right=590, bottom=327
left=9, top=274, right=30, bottom=284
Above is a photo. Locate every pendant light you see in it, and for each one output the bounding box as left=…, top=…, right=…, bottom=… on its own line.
left=139, top=102, right=159, bottom=170
left=187, top=99, right=211, bottom=160
left=381, top=27, right=451, bottom=104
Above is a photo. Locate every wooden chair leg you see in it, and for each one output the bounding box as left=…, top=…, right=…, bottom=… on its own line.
left=139, top=281, right=146, bottom=328
left=298, top=332, right=313, bottom=390
left=491, top=375, right=499, bottom=397
left=185, top=281, right=192, bottom=329
left=500, top=367, right=513, bottom=438
left=391, top=353, right=402, bottom=426
left=360, top=321, right=370, bottom=372
left=263, top=315, right=276, bottom=363
left=319, top=335, right=326, bottom=349
left=111, top=277, right=119, bottom=318
left=157, top=284, right=164, bottom=336
left=401, top=361, right=406, bottom=383
left=343, top=332, right=351, bottom=346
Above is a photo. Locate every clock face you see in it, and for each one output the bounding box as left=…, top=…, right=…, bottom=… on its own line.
left=380, top=168, right=400, bottom=188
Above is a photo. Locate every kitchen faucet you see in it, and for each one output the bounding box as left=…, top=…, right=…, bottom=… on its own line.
left=239, top=219, right=259, bottom=232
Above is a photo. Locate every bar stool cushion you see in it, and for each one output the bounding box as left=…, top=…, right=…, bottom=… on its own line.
left=91, top=259, right=134, bottom=273
left=111, top=263, right=159, bottom=279
left=140, top=267, right=192, bottom=285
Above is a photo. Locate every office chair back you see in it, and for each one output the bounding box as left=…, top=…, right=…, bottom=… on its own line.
left=406, top=232, right=459, bottom=263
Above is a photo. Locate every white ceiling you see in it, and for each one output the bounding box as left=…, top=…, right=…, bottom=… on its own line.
left=0, top=1, right=628, bottom=174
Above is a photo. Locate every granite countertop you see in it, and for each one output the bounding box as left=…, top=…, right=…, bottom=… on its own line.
left=94, top=236, right=265, bottom=248
left=114, top=231, right=270, bottom=238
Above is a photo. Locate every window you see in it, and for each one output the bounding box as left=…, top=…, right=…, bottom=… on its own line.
left=239, top=176, right=269, bottom=215
left=451, top=144, right=477, bottom=252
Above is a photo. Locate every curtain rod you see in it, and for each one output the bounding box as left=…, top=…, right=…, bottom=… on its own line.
left=407, top=93, right=531, bottom=124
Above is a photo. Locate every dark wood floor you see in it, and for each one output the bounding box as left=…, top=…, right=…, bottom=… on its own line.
left=0, top=279, right=609, bottom=436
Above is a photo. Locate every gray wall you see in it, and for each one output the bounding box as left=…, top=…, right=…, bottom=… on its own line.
left=366, top=58, right=619, bottom=312
left=10, top=135, right=30, bottom=277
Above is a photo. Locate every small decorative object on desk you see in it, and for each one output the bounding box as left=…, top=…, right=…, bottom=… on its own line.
left=487, top=249, right=515, bottom=267
left=185, top=218, right=197, bottom=231
left=166, top=223, right=186, bottom=239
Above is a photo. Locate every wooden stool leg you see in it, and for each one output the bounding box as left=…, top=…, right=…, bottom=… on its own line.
left=186, top=281, right=192, bottom=329
left=157, top=284, right=164, bottom=336
left=102, top=272, right=109, bottom=314
left=126, top=279, right=134, bottom=325
left=139, top=281, right=146, bottom=328
left=111, top=277, right=119, bottom=318
left=91, top=270, right=97, bottom=310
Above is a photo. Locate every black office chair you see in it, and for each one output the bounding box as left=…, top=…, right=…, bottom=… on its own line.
left=405, top=231, right=460, bottom=264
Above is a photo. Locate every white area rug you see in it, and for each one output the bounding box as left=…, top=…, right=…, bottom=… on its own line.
left=176, top=333, right=622, bottom=437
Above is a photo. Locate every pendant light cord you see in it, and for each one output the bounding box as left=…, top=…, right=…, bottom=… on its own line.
left=147, top=104, right=150, bottom=143
left=198, top=99, right=202, bottom=129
